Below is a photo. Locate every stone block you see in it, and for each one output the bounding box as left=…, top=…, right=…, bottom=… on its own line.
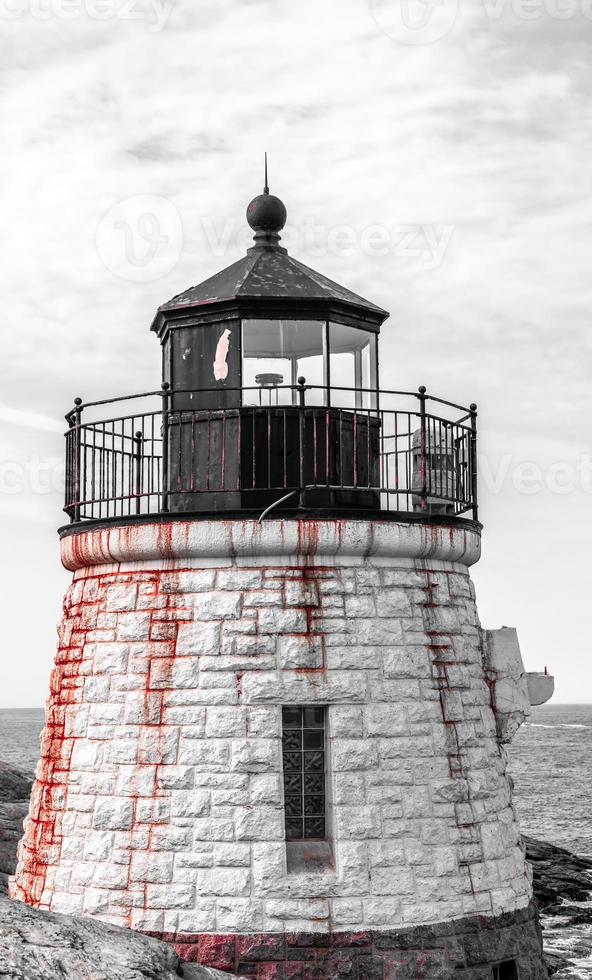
left=383, top=648, right=430, bottom=679
left=218, top=570, right=263, bottom=590
left=146, top=884, right=195, bottom=909
left=216, top=898, right=264, bottom=931
left=344, top=595, right=376, bottom=618
left=157, top=765, right=194, bottom=790
left=368, top=841, right=405, bottom=867
left=93, top=643, right=129, bottom=675
left=194, top=592, right=242, bottom=620
left=93, top=798, right=133, bottom=831
left=206, top=706, right=247, bottom=737
left=235, top=806, right=284, bottom=841
left=130, top=853, right=174, bottom=883
left=249, top=773, right=283, bottom=805
left=376, top=591, right=412, bottom=617
left=362, top=620, right=405, bottom=646
left=151, top=825, right=192, bottom=850
left=366, top=705, right=410, bottom=737
left=331, top=898, right=364, bottom=927
left=214, top=842, right=252, bottom=866
left=278, top=635, right=323, bottom=670
left=333, top=772, right=366, bottom=805
left=362, top=897, right=401, bottom=927
left=371, top=867, right=415, bottom=895
left=243, top=590, right=284, bottom=607
left=176, top=902, right=217, bottom=933
left=194, top=867, right=250, bottom=896
left=170, top=790, right=210, bottom=818
left=136, top=798, right=171, bottom=823
left=92, top=861, right=129, bottom=890
left=70, top=740, right=102, bottom=771
left=284, top=580, right=319, bottom=607
left=178, top=740, right=230, bottom=767
left=138, top=727, right=179, bottom=766
left=177, top=622, right=222, bottom=657
left=335, top=806, right=381, bottom=839
left=329, top=705, right=364, bottom=737
left=247, top=706, right=280, bottom=738
left=264, top=898, right=330, bottom=921
left=116, top=613, right=151, bottom=641
left=115, top=765, right=157, bottom=798
left=192, top=817, right=235, bottom=842
left=83, top=676, right=111, bottom=702
left=331, top=739, right=377, bottom=771
left=160, top=570, right=215, bottom=593
left=257, top=608, right=308, bottom=634
left=83, top=831, right=114, bottom=862
left=105, top=584, right=138, bottom=612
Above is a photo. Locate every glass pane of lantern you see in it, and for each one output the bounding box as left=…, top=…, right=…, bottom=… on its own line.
left=329, top=323, right=377, bottom=410
left=242, top=320, right=326, bottom=406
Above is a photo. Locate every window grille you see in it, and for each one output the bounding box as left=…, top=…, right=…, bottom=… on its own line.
left=282, top=706, right=326, bottom=840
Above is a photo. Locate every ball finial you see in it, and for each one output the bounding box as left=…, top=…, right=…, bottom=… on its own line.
left=246, top=194, right=287, bottom=234
left=246, top=153, right=287, bottom=246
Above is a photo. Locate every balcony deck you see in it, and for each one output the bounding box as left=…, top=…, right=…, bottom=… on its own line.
left=62, top=384, right=478, bottom=531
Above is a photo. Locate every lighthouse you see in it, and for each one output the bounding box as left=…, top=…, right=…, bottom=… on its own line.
left=12, top=178, right=550, bottom=979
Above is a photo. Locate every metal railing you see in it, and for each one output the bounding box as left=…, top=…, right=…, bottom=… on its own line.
left=63, top=383, right=478, bottom=524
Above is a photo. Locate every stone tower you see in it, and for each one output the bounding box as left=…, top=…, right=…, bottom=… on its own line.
left=12, top=181, right=550, bottom=979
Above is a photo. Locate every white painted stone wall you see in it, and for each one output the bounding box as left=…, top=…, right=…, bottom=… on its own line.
left=12, top=520, right=533, bottom=936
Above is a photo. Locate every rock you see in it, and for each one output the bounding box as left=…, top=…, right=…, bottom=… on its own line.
left=0, top=763, right=34, bottom=803
left=524, top=837, right=592, bottom=978
left=0, top=892, right=184, bottom=979
left=0, top=763, right=33, bottom=895
left=0, top=891, right=233, bottom=980
left=524, top=836, right=592, bottom=910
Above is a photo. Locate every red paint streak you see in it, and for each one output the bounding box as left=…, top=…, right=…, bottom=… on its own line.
left=13, top=585, right=84, bottom=909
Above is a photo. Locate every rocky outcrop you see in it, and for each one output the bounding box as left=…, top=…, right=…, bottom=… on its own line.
left=0, top=763, right=32, bottom=895
left=524, top=837, right=592, bottom=978
left=0, top=892, right=183, bottom=979
left=525, top=837, right=592, bottom=911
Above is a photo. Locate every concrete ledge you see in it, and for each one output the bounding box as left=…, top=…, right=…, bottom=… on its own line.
left=60, top=518, right=481, bottom=572
left=527, top=672, right=555, bottom=706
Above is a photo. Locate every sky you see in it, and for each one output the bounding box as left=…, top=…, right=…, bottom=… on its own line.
left=0, top=0, right=590, bottom=707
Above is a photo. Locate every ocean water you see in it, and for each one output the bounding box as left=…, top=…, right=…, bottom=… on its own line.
left=508, top=703, right=592, bottom=858
left=1, top=702, right=590, bottom=856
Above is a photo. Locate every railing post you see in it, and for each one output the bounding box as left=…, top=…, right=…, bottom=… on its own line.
left=70, top=397, right=83, bottom=524
left=161, top=382, right=170, bottom=513
left=297, top=376, right=306, bottom=509
left=469, top=402, right=478, bottom=522
left=134, top=430, right=144, bottom=515
left=418, top=385, right=428, bottom=513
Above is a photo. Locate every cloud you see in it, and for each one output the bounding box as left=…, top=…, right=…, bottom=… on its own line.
left=0, top=0, right=590, bottom=703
